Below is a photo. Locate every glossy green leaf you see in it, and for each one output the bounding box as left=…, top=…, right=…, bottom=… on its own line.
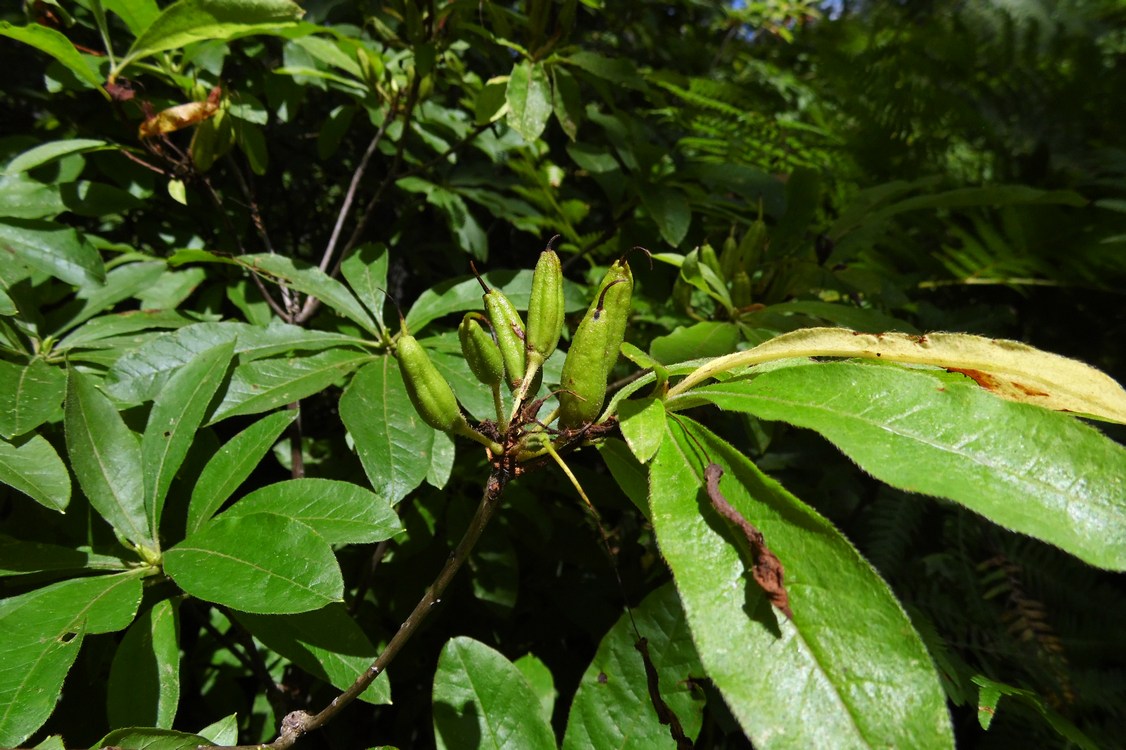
left=563, top=582, right=705, bottom=749
left=695, top=362, right=1126, bottom=570
left=4, top=139, right=111, bottom=175
left=0, top=625, right=84, bottom=747
left=971, top=675, right=1097, bottom=748
left=93, top=728, right=210, bottom=750
left=0, top=22, right=103, bottom=90
left=142, top=340, right=234, bottom=539
left=187, top=410, right=298, bottom=535
left=237, top=253, right=376, bottom=333
left=0, top=572, right=143, bottom=745
left=0, top=173, right=66, bottom=220
left=220, top=478, right=401, bottom=545
left=0, top=571, right=144, bottom=635
left=597, top=438, right=650, bottom=516
left=638, top=185, right=690, bottom=247
left=0, top=434, right=70, bottom=512
left=551, top=65, right=581, bottom=141
left=207, top=347, right=370, bottom=423
left=617, top=397, right=666, bottom=464
left=233, top=603, right=391, bottom=705
left=195, top=713, right=238, bottom=745
left=650, top=416, right=953, bottom=749
left=65, top=370, right=150, bottom=548
left=164, top=513, right=343, bottom=614
left=50, top=261, right=167, bottom=336
left=340, top=357, right=439, bottom=505
left=564, top=51, right=642, bottom=87
left=506, top=60, right=553, bottom=143
left=104, top=321, right=362, bottom=403
left=122, top=0, right=303, bottom=69
left=513, top=654, right=556, bottom=727
left=0, top=218, right=104, bottom=287
left=57, top=310, right=201, bottom=351
left=339, top=242, right=389, bottom=331
left=432, top=636, right=556, bottom=750
left=0, top=534, right=128, bottom=576
left=650, top=322, right=740, bottom=366
left=107, top=599, right=181, bottom=729
left=101, top=0, right=161, bottom=36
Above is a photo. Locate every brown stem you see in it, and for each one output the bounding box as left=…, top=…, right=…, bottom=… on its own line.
left=222, top=466, right=511, bottom=749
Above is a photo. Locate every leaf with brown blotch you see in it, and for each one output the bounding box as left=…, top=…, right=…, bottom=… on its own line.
left=704, top=463, right=793, bottom=620
left=138, top=85, right=222, bottom=139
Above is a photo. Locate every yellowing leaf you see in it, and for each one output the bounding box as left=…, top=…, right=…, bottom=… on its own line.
left=139, top=86, right=222, bottom=138
left=670, top=327, right=1126, bottom=424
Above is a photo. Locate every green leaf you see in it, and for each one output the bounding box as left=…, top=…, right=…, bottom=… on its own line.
left=0, top=625, right=84, bottom=747
left=0, top=218, right=105, bottom=287
left=617, top=397, right=666, bottom=464
left=237, top=253, right=376, bottom=334
left=695, top=362, right=1126, bottom=570
left=233, top=603, right=391, bottom=705
left=101, top=0, right=162, bottom=36
left=650, top=322, right=740, bottom=366
left=141, top=340, right=234, bottom=539
left=564, top=51, right=642, bottom=88
left=339, top=242, right=389, bottom=331
left=220, top=478, right=402, bottom=545
left=563, top=582, right=705, bottom=749
left=4, top=139, right=111, bottom=175
left=0, top=434, right=70, bottom=512
left=187, top=410, right=298, bottom=535
left=0, top=22, right=104, bottom=90
left=57, top=310, right=201, bottom=351
left=0, top=173, right=66, bottom=220
left=506, top=60, right=553, bottom=143
left=550, top=65, right=581, bottom=141
left=164, top=513, right=343, bottom=614
left=50, top=261, right=167, bottom=336
left=513, top=654, right=556, bottom=728
left=0, top=534, right=128, bottom=576
left=432, top=636, right=556, bottom=750
left=207, top=347, right=370, bottom=423
left=104, top=321, right=362, bottom=404
left=597, top=438, right=650, bottom=516
left=93, top=728, right=210, bottom=750
left=107, top=599, right=181, bottom=729
left=195, top=713, right=238, bottom=745
left=122, top=0, right=303, bottom=70
left=638, top=185, right=690, bottom=247
left=340, top=357, right=441, bottom=505
left=65, top=370, right=150, bottom=548
left=971, top=675, right=1097, bottom=749
left=0, top=571, right=145, bottom=635
left=650, top=415, right=953, bottom=749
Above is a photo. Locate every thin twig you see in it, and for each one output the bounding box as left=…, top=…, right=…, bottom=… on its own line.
left=222, top=466, right=512, bottom=750
left=319, top=92, right=403, bottom=275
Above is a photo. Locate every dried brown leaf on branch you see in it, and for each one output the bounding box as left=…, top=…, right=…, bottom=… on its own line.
left=704, top=463, right=793, bottom=619
left=139, top=85, right=223, bottom=139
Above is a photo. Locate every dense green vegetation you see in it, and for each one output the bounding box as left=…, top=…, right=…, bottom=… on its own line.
left=1, top=1, right=1124, bottom=748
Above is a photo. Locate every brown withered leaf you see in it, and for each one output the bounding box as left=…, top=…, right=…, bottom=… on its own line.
left=704, top=463, right=793, bottom=619
left=138, top=85, right=222, bottom=139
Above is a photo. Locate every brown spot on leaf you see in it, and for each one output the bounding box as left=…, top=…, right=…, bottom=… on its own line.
left=947, top=367, right=1002, bottom=391
left=704, top=463, right=793, bottom=619
left=1012, top=381, right=1050, bottom=397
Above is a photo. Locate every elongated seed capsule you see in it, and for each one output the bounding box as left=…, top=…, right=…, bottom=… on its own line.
left=525, top=240, right=565, bottom=364
left=397, top=332, right=473, bottom=437
left=557, top=260, right=633, bottom=428
left=719, top=231, right=741, bottom=280
left=473, top=271, right=526, bottom=390
left=731, top=269, right=753, bottom=308
left=699, top=242, right=723, bottom=280
left=459, top=313, right=505, bottom=389
left=738, top=218, right=769, bottom=273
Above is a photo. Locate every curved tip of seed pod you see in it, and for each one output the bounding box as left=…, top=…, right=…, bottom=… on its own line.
left=624, top=246, right=653, bottom=269
left=469, top=260, right=492, bottom=293
left=546, top=234, right=562, bottom=251
left=385, top=289, right=407, bottom=331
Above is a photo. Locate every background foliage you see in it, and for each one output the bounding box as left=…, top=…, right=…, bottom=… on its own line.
left=1, top=0, right=1125, bottom=748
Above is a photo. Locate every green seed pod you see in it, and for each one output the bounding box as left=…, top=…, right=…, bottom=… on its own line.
left=483, top=289, right=526, bottom=389
left=698, top=242, right=723, bottom=280
left=525, top=242, right=565, bottom=364
left=459, top=313, right=504, bottom=389
left=731, top=269, right=753, bottom=308
left=719, top=231, right=741, bottom=280
left=738, top=218, right=769, bottom=273
left=397, top=332, right=472, bottom=437
left=557, top=260, right=633, bottom=428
